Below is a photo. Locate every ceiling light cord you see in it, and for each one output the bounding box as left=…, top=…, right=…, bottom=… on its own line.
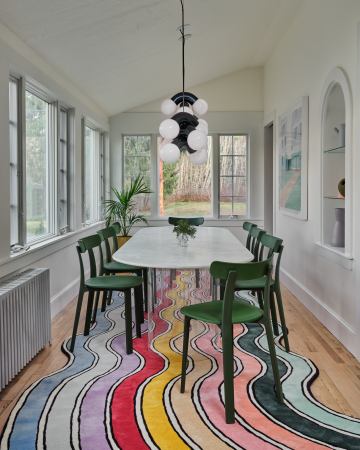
left=180, top=0, right=185, bottom=111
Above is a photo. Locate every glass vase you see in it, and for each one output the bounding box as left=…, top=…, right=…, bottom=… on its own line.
left=177, top=234, right=189, bottom=247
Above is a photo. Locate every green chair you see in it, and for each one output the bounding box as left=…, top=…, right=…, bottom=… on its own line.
left=168, top=217, right=204, bottom=287
left=180, top=258, right=283, bottom=424
left=248, top=226, right=266, bottom=261
left=96, top=226, right=146, bottom=319
left=111, top=222, right=148, bottom=308
left=242, top=221, right=257, bottom=250
left=168, top=217, right=205, bottom=226
left=234, top=233, right=290, bottom=352
left=70, top=234, right=143, bottom=354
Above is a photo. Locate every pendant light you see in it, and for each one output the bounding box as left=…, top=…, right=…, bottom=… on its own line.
left=159, top=0, right=209, bottom=165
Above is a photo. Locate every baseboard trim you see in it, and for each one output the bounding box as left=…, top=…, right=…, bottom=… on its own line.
left=280, top=268, right=359, bottom=361
left=50, top=277, right=80, bottom=319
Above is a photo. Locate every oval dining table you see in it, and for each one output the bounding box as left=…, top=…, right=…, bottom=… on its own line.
left=112, top=226, right=253, bottom=342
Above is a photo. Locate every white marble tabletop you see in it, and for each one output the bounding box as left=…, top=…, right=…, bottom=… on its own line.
left=112, top=226, right=253, bottom=269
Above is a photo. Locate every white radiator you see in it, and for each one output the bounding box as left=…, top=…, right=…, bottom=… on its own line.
left=0, top=268, right=50, bottom=391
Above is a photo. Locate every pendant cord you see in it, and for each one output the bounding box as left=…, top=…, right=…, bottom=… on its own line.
left=180, top=0, right=185, bottom=111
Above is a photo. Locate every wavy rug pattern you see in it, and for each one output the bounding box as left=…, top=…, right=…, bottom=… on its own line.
left=1, top=271, right=360, bottom=450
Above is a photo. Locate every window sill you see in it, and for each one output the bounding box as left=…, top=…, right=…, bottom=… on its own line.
left=0, top=221, right=105, bottom=271
left=135, top=217, right=264, bottom=228
left=315, top=242, right=353, bottom=270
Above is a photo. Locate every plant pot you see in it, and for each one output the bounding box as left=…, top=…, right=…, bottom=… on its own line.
left=117, top=235, right=131, bottom=248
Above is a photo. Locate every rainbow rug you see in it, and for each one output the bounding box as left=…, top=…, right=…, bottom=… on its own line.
left=1, top=271, right=360, bottom=449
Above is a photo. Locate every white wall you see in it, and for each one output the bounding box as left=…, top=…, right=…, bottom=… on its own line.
left=130, top=67, right=263, bottom=112
left=264, top=0, right=360, bottom=359
left=0, top=23, right=109, bottom=317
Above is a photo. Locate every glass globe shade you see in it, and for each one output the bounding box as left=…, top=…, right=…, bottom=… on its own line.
left=189, top=148, right=208, bottom=165
left=161, top=98, right=177, bottom=116
left=159, top=119, right=180, bottom=140
left=187, top=129, right=207, bottom=151
left=159, top=143, right=180, bottom=163
left=196, top=118, right=208, bottom=134
left=193, top=98, right=208, bottom=116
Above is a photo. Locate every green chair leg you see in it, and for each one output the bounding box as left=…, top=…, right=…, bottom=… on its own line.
left=124, top=289, right=133, bottom=354
left=270, top=290, right=280, bottom=336
left=257, top=290, right=264, bottom=309
left=180, top=316, right=191, bottom=393
left=101, top=290, right=108, bottom=311
left=222, top=323, right=235, bottom=424
left=70, top=289, right=84, bottom=352
left=275, top=287, right=290, bottom=352
left=263, top=319, right=283, bottom=403
left=92, top=291, right=100, bottom=324
left=107, top=290, right=113, bottom=306
left=84, top=291, right=95, bottom=336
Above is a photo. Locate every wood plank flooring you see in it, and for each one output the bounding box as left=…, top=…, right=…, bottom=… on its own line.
left=0, top=285, right=359, bottom=433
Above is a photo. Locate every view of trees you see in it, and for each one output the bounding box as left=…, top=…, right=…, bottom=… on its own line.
left=25, top=91, right=49, bottom=241
left=123, top=134, right=248, bottom=217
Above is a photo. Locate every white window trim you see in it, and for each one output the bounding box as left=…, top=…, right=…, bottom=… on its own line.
left=122, top=133, right=251, bottom=221
left=9, top=76, right=74, bottom=253
left=82, top=119, right=107, bottom=227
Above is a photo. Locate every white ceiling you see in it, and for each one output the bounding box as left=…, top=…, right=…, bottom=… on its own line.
left=0, top=0, right=302, bottom=116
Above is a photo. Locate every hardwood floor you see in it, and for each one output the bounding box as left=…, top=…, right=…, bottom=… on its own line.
left=1, top=285, right=360, bottom=432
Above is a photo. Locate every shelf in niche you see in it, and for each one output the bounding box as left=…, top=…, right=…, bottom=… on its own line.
left=323, top=196, right=345, bottom=200
left=323, top=145, right=345, bottom=154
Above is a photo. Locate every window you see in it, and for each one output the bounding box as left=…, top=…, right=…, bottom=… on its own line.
left=121, top=133, right=249, bottom=220
left=123, top=135, right=151, bottom=215
left=9, top=77, right=21, bottom=246
left=9, top=78, right=73, bottom=250
left=83, top=123, right=106, bottom=224
left=219, top=135, right=248, bottom=217
left=25, top=89, right=53, bottom=242
left=158, top=136, right=213, bottom=216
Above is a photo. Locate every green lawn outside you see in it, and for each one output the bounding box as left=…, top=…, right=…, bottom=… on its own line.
left=162, top=200, right=246, bottom=217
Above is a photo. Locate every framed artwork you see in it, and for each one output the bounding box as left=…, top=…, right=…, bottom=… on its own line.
left=277, top=96, right=308, bottom=220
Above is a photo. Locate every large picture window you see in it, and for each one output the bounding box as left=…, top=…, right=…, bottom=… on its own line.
left=121, top=133, right=248, bottom=220
left=158, top=136, right=213, bottom=217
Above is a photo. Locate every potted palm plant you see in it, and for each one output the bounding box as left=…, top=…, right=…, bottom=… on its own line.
left=105, top=175, right=151, bottom=246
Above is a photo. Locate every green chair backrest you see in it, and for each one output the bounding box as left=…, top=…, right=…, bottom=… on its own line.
left=259, top=233, right=284, bottom=286
left=97, top=226, right=118, bottom=263
left=212, top=259, right=273, bottom=323
left=242, top=221, right=258, bottom=250
left=168, top=217, right=204, bottom=226
left=112, top=221, right=121, bottom=236
left=249, top=227, right=266, bottom=261
left=77, top=234, right=104, bottom=286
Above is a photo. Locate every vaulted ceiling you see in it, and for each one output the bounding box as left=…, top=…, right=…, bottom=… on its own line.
left=0, top=0, right=302, bottom=115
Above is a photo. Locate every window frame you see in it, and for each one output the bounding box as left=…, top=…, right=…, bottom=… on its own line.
left=82, top=120, right=107, bottom=226
left=218, top=133, right=250, bottom=219
left=9, top=76, right=74, bottom=252
left=122, top=134, right=154, bottom=216
left=121, top=132, right=250, bottom=220
left=57, top=104, right=73, bottom=234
